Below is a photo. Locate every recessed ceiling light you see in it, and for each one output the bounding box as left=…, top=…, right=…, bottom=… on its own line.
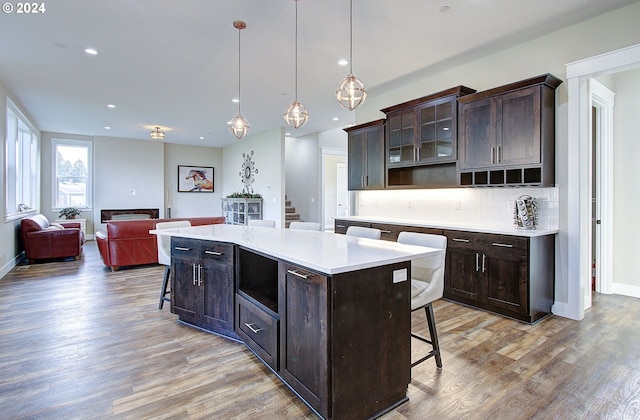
left=332, top=117, right=339, bottom=121
left=285, top=132, right=291, bottom=136
left=338, top=59, right=348, bottom=66
left=232, top=98, right=239, bottom=103
left=104, top=126, right=111, bottom=130
left=85, top=48, right=98, bottom=55
left=199, top=136, right=204, bottom=140
left=107, top=104, right=116, bottom=108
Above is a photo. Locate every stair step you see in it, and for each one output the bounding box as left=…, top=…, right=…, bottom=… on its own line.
left=285, top=206, right=296, bottom=213
left=285, top=213, right=300, bottom=221
left=285, top=200, right=291, bottom=207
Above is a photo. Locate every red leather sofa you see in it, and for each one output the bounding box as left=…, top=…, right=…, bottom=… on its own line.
left=20, top=214, right=86, bottom=263
left=96, top=216, right=225, bottom=271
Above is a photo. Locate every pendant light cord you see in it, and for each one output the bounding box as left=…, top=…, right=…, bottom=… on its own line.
left=237, top=26, right=242, bottom=114
left=295, top=0, right=299, bottom=100
left=349, top=0, right=353, bottom=75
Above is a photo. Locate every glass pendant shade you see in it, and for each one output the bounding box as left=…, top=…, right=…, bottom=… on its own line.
left=336, top=73, right=367, bottom=111
left=284, top=101, right=308, bottom=129
left=228, top=114, right=250, bottom=140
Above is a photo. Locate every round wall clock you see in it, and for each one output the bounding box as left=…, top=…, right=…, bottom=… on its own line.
left=239, top=150, right=258, bottom=194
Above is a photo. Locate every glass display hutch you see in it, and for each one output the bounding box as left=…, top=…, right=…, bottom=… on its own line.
left=221, top=198, right=263, bottom=225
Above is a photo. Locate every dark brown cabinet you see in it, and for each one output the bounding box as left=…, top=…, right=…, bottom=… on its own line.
left=279, top=263, right=329, bottom=417
left=381, top=86, right=475, bottom=188
left=171, top=237, right=237, bottom=338
left=279, top=260, right=411, bottom=419
left=444, top=230, right=554, bottom=323
left=344, top=119, right=385, bottom=190
left=458, top=74, right=562, bottom=186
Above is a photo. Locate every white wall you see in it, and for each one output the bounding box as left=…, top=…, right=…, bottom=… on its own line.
left=93, top=136, right=164, bottom=232
left=350, top=2, right=640, bottom=305
left=612, top=67, right=640, bottom=294
left=0, top=81, right=32, bottom=278
left=285, top=133, right=320, bottom=223
left=222, top=127, right=285, bottom=227
left=164, top=143, right=224, bottom=218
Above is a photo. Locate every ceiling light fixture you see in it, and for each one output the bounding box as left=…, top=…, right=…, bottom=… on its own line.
left=336, top=0, right=367, bottom=111
left=85, top=48, right=98, bottom=55
left=150, top=126, right=165, bottom=140
left=284, top=0, right=309, bottom=129
left=228, top=20, right=250, bottom=140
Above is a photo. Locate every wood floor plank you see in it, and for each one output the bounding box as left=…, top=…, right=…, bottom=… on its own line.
left=1, top=241, right=640, bottom=419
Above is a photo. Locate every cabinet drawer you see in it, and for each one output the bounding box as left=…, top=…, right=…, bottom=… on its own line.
left=444, top=230, right=485, bottom=249
left=171, top=237, right=199, bottom=258
left=370, top=223, right=403, bottom=241
left=200, top=241, right=234, bottom=264
left=237, top=294, right=279, bottom=370
left=485, top=235, right=528, bottom=256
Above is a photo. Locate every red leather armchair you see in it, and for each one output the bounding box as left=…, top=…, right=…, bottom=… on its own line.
left=20, top=214, right=85, bottom=263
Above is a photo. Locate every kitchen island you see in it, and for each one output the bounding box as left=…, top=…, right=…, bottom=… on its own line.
left=151, top=224, right=442, bottom=419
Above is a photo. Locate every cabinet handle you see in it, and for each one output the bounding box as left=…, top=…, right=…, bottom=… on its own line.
left=364, top=175, right=369, bottom=187
left=204, top=250, right=223, bottom=256
left=491, top=147, right=496, bottom=164
left=452, top=238, right=470, bottom=243
left=197, top=264, right=202, bottom=286
left=497, top=146, right=502, bottom=163
left=287, top=269, right=309, bottom=279
left=492, top=242, right=514, bottom=248
left=192, top=264, right=197, bottom=285
left=174, top=246, right=191, bottom=251
left=336, top=224, right=346, bottom=228
left=245, top=322, right=262, bottom=334
left=380, top=230, right=392, bottom=234
left=482, top=254, right=486, bottom=273
left=475, top=252, right=480, bottom=272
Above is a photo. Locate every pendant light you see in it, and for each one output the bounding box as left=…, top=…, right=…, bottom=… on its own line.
left=228, top=20, right=250, bottom=140
left=336, top=0, right=367, bottom=111
left=284, top=0, right=309, bottom=129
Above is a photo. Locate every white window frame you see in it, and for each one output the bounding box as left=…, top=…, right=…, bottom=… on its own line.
left=4, top=99, right=39, bottom=222
left=51, top=138, right=93, bottom=212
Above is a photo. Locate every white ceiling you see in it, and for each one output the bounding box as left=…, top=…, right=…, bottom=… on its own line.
left=0, top=0, right=637, bottom=147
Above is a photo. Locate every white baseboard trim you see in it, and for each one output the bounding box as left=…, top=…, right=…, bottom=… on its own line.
left=612, top=282, right=640, bottom=299
left=0, top=252, right=23, bottom=280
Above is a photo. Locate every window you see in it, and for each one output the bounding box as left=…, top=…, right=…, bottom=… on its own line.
left=52, top=138, right=92, bottom=210
left=5, top=99, right=39, bottom=220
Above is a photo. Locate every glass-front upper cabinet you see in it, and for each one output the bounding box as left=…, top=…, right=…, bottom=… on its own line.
left=382, top=86, right=475, bottom=168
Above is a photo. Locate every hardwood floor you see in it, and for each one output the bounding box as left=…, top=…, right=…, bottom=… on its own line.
left=1, top=242, right=639, bottom=419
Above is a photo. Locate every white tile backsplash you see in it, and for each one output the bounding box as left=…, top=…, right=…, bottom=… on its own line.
left=356, top=187, right=558, bottom=230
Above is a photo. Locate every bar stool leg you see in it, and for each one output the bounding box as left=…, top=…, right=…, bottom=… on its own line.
left=425, top=303, right=442, bottom=369
left=159, top=265, right=171, bottom=309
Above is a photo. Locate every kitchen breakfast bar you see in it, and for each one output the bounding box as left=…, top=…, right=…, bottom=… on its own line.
left=151, top=224, right=442, bottom=420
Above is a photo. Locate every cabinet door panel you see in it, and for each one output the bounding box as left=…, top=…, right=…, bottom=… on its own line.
left=348, top=131, right=366, bottom=190
left=202, top=259, right=235, bottom=332
left=498, top=87, right=541, bottom=166
left=365, top=127, right=385, bottom=189
left=445, top=247, right=480, bottom=301
left=485, top=252, right=528, bottom=315
left=281, top=265, right=329, bottom=417
left=460, top=98, right=495, bottom=169
left=171, top=258, right=199, bottom=321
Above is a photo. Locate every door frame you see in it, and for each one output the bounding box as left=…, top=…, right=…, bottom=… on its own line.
left=589, top=79, right=615, bottom=296
left=563, top=43, right=640, bottom=320
left=321, top=147, right=347, bottom=231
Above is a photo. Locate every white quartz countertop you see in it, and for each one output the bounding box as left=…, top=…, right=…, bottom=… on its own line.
left=337, top=216, right=558, bottom=237
left=151, top=224, right=442, bottom=275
